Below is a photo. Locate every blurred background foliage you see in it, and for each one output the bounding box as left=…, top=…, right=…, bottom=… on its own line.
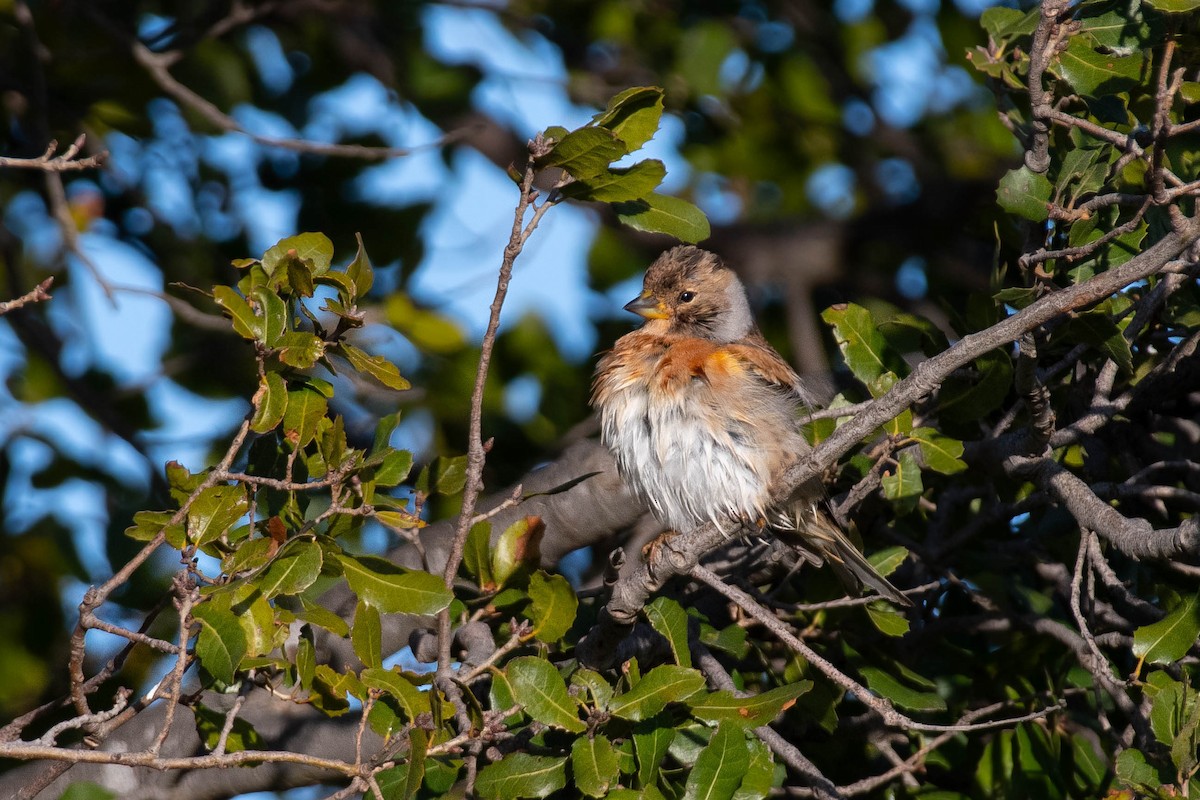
left=3, top=0, right=1021, bottom=728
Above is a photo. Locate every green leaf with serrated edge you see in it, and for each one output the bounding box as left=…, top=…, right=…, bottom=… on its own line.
left=296, top=595, right=349, bottom=637
left=264, top=232, right=334, bottom=276
left=1115, top=748, right=1158, bottom=787
left=881, top=450, right=923, bottom=500
left=194, top=703, right=265, bottom=753
left=613, top=193, right=710, bottom=243
left=463, top=521, right=494, bottom=589
left=192, top=603, right=247, bottom=685
left=609, top=665, right=707, bottom=722
left=507, top=656, right=585, bottom=732
left=591, top=86, right=665, bottom=152
left=682, top=723, right=749, bottom=800
left=539, top=126, right=627, bottom=180
left=361, top=668, right=432, bottom=721
left=634, top=720, right=675, bottom=786
left=1133, top=593, right=1200, bottom=665
left=338, top=343, right=411, bottom=390
left=821, top=304, right=906, bottom=388
left=256, top=539, right=322, bottom=597
left=571, top=668, right=614, bottom=711
left=689, top=682, right=812, bottom=728
left=1052, top=37, right=1144, bottom=97
left=572, top=734, right=620, bottom=798
left=475, top=753, right=567, bottom=800
left=909, top=427, right=966, bottom=474
left=733, top=738, right=775, bottom=800
left=866, top=602, right=911, bottom=637
left=275, top=331, right=325, bottom=368
left=492, top=517, right=544, bottom=587
left=996, top=166, right=1052, bottom=221
left=372, top=450, right=413, bottom=487
left=351, top=599, right=382, bottom=669
left=562, top=159, right=667, bottom=203
left=525, top=570, right=577, bottom=642
left=125, top=510, right=185, bottom=548
left=295, top=629, right=315, bottom=690
left=645, top=596, right=692, bottom=668
left=250, top=371, right=287, bottom=433
left=336, top=553, right=452, bottom=615
left=283, top=387, right=327, bottom=447
left=859, top=666, right=946, bottom=711
left=187, top=485, right=248, bottom=547
left=346, top=231, right=373, bottom=298
left=213, top=285, right=262, bottom=341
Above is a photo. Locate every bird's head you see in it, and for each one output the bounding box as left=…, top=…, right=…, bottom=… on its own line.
left=623, top=245, right=754, bottom=343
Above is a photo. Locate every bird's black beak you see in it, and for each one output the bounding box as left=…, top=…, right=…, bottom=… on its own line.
left=623, top=290, right=668, bottom=320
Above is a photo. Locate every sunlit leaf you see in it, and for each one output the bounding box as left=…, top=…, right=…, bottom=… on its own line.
left=1133, top=593, right=1200, bottom=666
left=525, top=570, right=577, bottom=642
left=682, top=723, right=749, bottom=800
left=475, top=753, right=567, bottom=800
left=572, top=734, right=620, bottom=798
left=613, top=193, right=710, bottom=243
left=507, top=656, right=585, bottom=732
left=337, top=553, right=452, bottom=615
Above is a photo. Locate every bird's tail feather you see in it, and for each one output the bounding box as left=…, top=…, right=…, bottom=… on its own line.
left=784, top=504, right=912, bottom=607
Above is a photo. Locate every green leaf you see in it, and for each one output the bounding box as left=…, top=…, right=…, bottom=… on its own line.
left=385, top=295, right=467, bottom=354
left=609, top=665, right=707, bottom=722
left=733, top=738, right=776, bottom=800
left=591, top=86, right=665, bottom=152
left=867, top=546, right=909, bottom=578
left=690, top=683, right=812, bottom=729
left=337, top=553, right=453, bottom=615
left=613, top=193, right=711, bottom=244
left=645, top=596, right=692, bottom=668
left=1133, top=593, right=1200, bottom=666
left=682, top=723, right=749, bottom=800
left=295, top=595, right=350, bottom=637
left=562, top=159, right=667, bottom=203
left=1114, top=748, right=1159, bottom=788
left=125, top=510, right=185, bottom=548
left=1059, top=310, right=1134, bottom=374
left=192, top=603, right=248, bottom=685
left=572, top=734, right=620, bottom=798
left=492, top=516, right=545, bottom=587
left=264, top=232, right=334, bottom=276
left=571, top=668, right=614, bottom=711
left=881, top=451, right=923, bottom=501
left=475, top=753, right=567, bottom=800
left=1052, top=37, right=1145, bottom=97
left=187, top=485, right=248, bottom=547
left=980, top=6, right=1039, bottom=39
left=525, top=570, right=577, bottom=642
left=193, top=703, right=265, bottom=753
left=507, top=656, right=586, bottom=732
left=910, top=427, right=967, bottom=474
left=432, top=454, right=469, bottom=496
left=866, top=602, right=911, bottom=637
left=360, top=668, right=432, bottom=721
left=859, top=666, right=946, bottom=712
left=251, top=285, right=287, bottom=346
left=250, top=371, right=288, bottom=433
left=57, top=782, right=116, bottom=800
left=540, top=127, right=627, bottom=180
left=295, top=629, right=315, bottom=690
left=372, top=450, right=414, bottom=488
left=996, top=166, right=1052, bottom=221
left=821, top=304, right=906, bottom=388
left=939, top=350, right=1013, bottom=424
left=346, top=232, right=374, bottom=298
left=352, top=599, right=382, bottom=669
left=1144, top=0, right=1200, bottom=10
left=634, top=721, right=675, bottom=786
left=275, top=331, right=325, bottom=368
left=338, top=343, right=411, bottom=390
left=256, top=539, right=323, bottom=597
left=213, top=286, right=262, bottom=341
left=283, top=387, right=327, bottom=447
left=463, top=521, right=495, bottom=589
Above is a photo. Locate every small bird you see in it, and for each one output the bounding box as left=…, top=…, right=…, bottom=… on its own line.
left=592, top=245, right=909, bottom=606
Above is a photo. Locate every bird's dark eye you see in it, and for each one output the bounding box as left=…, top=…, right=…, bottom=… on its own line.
left=678, top=291, right=695, bottom=303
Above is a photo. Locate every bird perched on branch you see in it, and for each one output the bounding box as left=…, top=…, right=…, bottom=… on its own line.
left=592, top=245, right=909, bottom=606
